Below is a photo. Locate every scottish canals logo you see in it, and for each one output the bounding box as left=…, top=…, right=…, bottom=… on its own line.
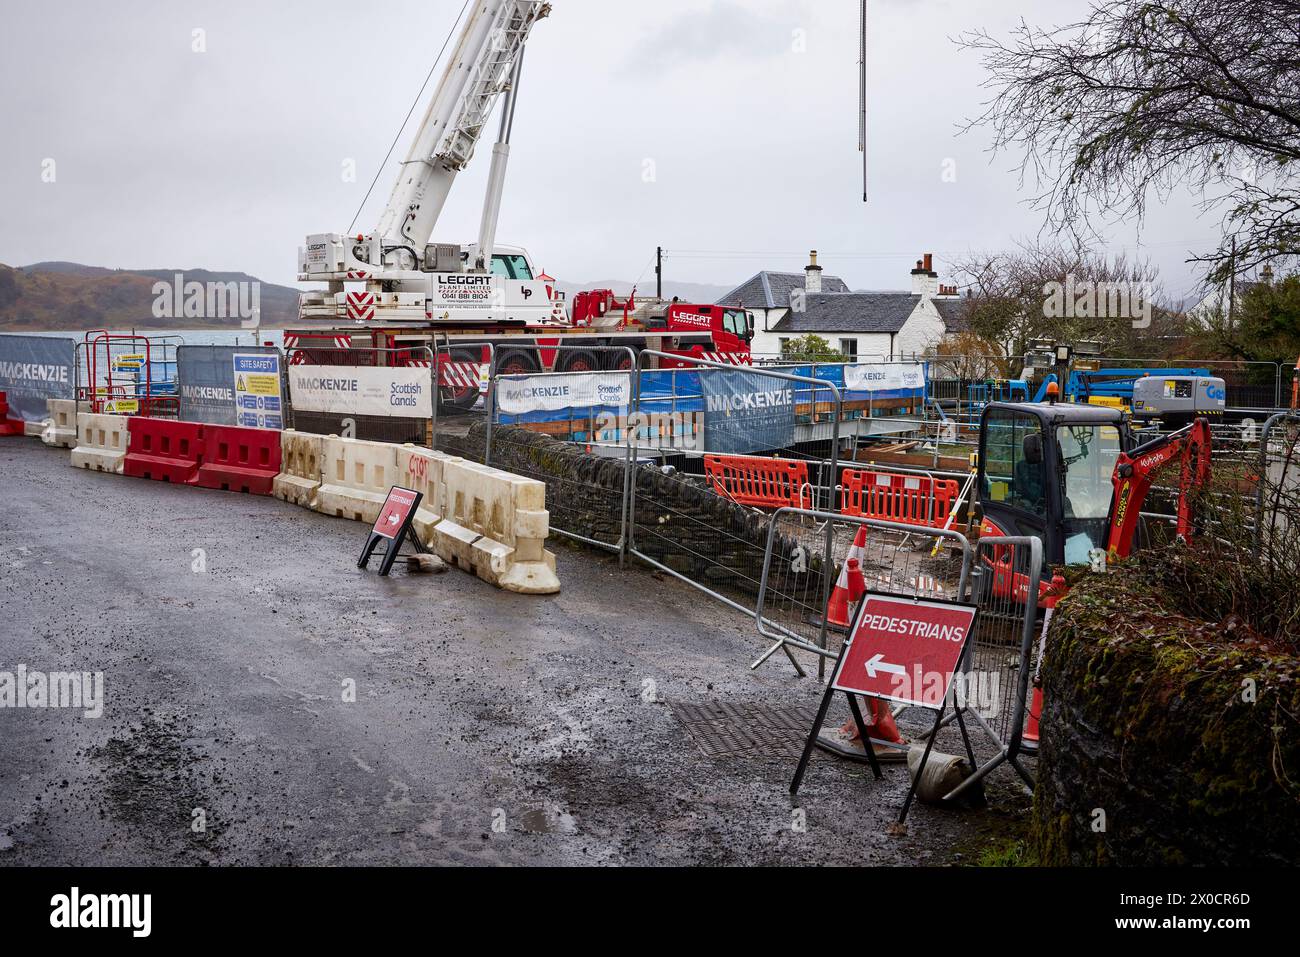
left=390, top=381, right=425, bottom=410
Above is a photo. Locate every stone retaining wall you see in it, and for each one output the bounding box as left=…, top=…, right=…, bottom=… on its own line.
left=1032, top=571, right=1300, bottom=866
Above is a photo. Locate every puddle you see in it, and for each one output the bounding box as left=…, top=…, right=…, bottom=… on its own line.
left=519, top=805, right=578, bottom=835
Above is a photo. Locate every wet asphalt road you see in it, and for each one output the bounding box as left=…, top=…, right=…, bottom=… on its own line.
left=0, top=438, right=1028, bottom=866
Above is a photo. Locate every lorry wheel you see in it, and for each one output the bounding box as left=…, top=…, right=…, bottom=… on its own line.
left=559, top=351, right=599, bottom=373
left=438, top=349, right=482, bottom=413
left=604, top=352, right=635, bottom=371
left=496, top=351, right=539, bottom=377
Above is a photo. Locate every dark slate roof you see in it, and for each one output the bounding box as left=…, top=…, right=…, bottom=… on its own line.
left=770, top=293, right=922, bottom=334
left=933, top=297, right=971, bottom=334
left=717, top=271, right=850, bottom=309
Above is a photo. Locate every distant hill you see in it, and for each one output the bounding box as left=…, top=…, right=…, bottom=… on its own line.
left=0, top=262, right=739, bottom=332
left=0, top=262, right=304, bottom=331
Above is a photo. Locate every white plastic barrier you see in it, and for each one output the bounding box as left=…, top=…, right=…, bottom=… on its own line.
left=315, top=436, right=400, bottom=524
left=70, top=413, right=130, bottom=473
left=397, top=445, right=459, bottom=546
left=433, top=458, right=559, bottom=595
left=273, top=430, right=323, bottom=509
left=41, top=399, right=77, bottom=448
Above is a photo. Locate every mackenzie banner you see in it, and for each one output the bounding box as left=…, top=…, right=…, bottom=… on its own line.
left=495, top=372, right=631, bottom=416
left=177, top=345, right=278, bottom=425
left=843, top=362, right=926, bottom=394
left=0, top=334, right=76, bottom=421
left=699, top=368, right=796, bottom=454
left=289, top=365, right=432, bottom=418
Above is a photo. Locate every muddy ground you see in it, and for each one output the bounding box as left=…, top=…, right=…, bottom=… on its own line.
left=0, top=438, right=1030, bottom=865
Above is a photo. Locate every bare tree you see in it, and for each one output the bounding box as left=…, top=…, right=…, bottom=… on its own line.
left=960, top=1, right=1300, bottom=285
left=950, top=239, right=1173, bottom=362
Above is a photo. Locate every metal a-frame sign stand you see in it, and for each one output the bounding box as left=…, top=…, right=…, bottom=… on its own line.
left=791, top=590, right=980, bottom=825
left=358, top=486, right=431, bottom=578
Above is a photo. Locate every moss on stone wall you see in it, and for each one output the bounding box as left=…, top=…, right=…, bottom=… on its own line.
left=1031, top=567, right=1300, bottom=866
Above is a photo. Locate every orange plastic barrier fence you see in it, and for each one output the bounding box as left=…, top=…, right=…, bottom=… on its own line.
left=703, top=454, right=811, bottom=510
left=840, top=470, right=959, bottom=528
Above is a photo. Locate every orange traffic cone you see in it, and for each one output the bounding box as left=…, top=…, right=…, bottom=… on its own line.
left=1023, top=574, right=1068, bottom=749
left=825, top=528, right=870, bottom=628
left=825, top=565, right=854, bottom=628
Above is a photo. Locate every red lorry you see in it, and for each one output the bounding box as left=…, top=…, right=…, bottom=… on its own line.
left=284, top=291, right=754, bottom=410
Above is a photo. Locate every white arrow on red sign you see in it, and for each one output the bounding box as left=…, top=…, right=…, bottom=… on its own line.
left=864, top=654, right=905, bottom=679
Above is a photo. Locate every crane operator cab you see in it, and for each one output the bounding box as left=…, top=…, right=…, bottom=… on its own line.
left=977, top=402, right=1134, bottom=566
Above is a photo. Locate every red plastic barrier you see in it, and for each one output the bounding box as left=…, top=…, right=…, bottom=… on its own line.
left=192, top=425, right=282, bottom=495
left=0, top=392, right=25, bottom=436
left=123, top=418, right=204, bottom=484
left=704, top=454, right=811, bottom=509
left=841, top=470, right=959, bottom=528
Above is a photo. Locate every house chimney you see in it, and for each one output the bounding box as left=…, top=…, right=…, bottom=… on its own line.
left=805, top=250, right=823, bottom=294
left=910, top=252, right=939, bottom=298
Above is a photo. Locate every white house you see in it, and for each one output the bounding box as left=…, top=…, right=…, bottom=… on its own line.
left=718, top=251, right=959, bottom=360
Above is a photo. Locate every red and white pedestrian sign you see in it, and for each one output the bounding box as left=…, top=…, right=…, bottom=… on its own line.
left=373, top=487, right=419, bottom=540
left=359, top=486, right=425, bottom=577
left=831, top=593, right=978, bottom=709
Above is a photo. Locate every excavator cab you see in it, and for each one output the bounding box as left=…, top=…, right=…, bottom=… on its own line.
left=977, top=402, right=1132, bottom=566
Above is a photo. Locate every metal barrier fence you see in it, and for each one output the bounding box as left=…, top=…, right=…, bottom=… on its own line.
left=74, top=332, right=185, bottom=418
left=624, top=352, right=844, bottom=623
left=468, top=345, right=637, bottom=554
left=754, top=509, right=1044, bottom=793
left=1255, top=413, right=1300, bottom=556
left=175, top=343, right=287, bottom=427
left=285, top=345, right=433, bottom=445
left=925, top=354, right=1285, bottom=413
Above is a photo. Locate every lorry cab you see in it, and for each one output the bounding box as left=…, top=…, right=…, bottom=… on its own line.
left=650, top=303, right=753, bottom=366
left=977, top=402, right=1134, bottom=566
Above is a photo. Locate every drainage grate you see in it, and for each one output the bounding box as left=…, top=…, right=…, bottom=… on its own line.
left=669, top=701, right=817, bottom=760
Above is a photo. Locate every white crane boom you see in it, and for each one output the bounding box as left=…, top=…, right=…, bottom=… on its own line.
left=375, top=0, right=548, bottom=262
left=297, top=0, right=562, bottom=327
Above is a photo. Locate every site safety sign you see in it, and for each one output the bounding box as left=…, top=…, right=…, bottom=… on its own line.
left=233, top=352, right=284, bottom=429
left=831, top=593, right=978, bottom=709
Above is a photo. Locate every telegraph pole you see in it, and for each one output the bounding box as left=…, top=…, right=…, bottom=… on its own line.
left=655, top=246, right=663, bottom=300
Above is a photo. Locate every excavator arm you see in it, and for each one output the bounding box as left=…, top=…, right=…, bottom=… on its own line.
left=1107, top=417, right=1212, bottom=559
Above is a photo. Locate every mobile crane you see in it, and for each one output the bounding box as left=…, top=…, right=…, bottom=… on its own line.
left=289, top=0, right=752, bottom=408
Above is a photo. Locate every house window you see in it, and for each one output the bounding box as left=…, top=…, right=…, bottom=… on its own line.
left=839, top=338, right=858, bottom=360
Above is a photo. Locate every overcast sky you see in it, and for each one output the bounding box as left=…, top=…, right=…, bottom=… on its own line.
left=1, top=0, right=1227, bottom=303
